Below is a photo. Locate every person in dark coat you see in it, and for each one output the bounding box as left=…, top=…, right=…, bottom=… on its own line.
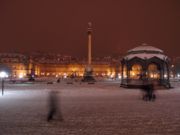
left=47, top=90, right=63, bottom=122
left=57, top=78, right=61, bottom=83
left=142, top=83, right=156, bottom=101
left=148, top=83, right=156, bottom=101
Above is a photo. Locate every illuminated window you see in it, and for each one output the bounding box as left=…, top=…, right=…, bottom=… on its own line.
left=148, top=64, right=160, bottom=79
left=41, top=73, right=45, bottom=75
left=130, top=64, right=142, bottom=79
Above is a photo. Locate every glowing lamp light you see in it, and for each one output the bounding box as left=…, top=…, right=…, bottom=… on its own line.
left=102, top=73, right=105, bottom=76
left=107, top=72, right=111, bottom=76
left=19, top=73, right=24, bottom=79
left=150, top=74, right=154, bottom=78
left=41, top=73, right=45, bottom=75
left=0, top=71, right=8, bottom=78
left=110, top=73, right=115, bottom=78
left=164, top=74, right=167, bottom=78
left=154, top=74, right=157, bottom=78
left=132, top=72, right=135, bottom=76
left=63, top=73, right=67, bottom=78
left=178, top=74, right=180, bottom=78
left=118, top=74, right=122, bottom=79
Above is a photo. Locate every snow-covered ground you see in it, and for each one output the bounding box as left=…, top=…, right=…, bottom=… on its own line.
left=0, top=80, right=180, bottom=135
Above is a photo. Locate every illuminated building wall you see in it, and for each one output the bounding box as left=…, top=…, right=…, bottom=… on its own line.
left=34, top=63, right=119, bottom=78
left=11, top=63, right=27, bottom=78
left=0, top=53, right=121, bottom=79
left=0, top=53, right=28, bottom=78
left=35, top=63, right=85, bottom=77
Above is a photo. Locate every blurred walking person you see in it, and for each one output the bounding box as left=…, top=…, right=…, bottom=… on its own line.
left=47, top=90, right=63, bottom=122
left=57, top=78, right=61, bottom=83
left=141, top=83, right=156, bottom=101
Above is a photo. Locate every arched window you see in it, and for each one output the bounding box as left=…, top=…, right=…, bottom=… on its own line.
left=148, top=63, right=160, bottom=79
left=130, top=64, right=142, bottom=79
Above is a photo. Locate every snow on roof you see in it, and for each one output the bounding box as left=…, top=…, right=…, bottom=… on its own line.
left=128, top=45, right=163, bottom=53
left=124, top=53, right=168, bottom=60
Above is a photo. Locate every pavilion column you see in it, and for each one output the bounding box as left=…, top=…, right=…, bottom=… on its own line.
left=143, top=60, right=148, bottom=82
left=126, top=64, right=130, bottom=84
left=162, top=64, right=165, bottom=83
left=142, top=63, right=147, bottom=84
left=166, top=62, right=170, bottom=83
left=160, top=65, right=164, bottom=85
left=121, top=63, right=124, bottom=85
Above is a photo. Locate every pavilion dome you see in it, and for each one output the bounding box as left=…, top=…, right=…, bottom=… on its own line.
left=124, top=44, right=168, bottom=61
left=128, top=44, right=163, bottom=53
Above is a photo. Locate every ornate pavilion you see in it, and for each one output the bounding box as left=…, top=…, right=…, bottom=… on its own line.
left=121, top=44, right=171, bottom=88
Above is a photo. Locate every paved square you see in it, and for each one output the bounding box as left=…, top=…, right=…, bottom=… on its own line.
left=0, top=81, right=180, bottom=135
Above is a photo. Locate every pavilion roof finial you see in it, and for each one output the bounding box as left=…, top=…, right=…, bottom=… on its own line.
left=142, top=43, right=148, bottom=46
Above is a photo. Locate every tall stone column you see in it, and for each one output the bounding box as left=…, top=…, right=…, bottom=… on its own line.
left=82, top=22, right=95, bottom=82
left=87, top=22, right=92, bottom=65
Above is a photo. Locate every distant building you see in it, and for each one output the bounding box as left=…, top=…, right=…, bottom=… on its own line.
left=0, top=52, right=121, bottom=79
left=0, top=53, right=28, bottom=78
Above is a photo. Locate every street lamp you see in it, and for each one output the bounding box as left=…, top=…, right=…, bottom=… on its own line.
left=0, top=71, right=8, bottom=96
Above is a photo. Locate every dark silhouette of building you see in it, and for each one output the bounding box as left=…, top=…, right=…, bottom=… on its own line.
left=121, top=44, right=171, bottom=88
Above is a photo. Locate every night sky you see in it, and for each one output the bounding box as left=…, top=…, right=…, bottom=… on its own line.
left=0, top=0, right=180, bottom=58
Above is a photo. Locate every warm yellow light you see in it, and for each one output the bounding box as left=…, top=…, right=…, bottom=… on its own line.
left=102, top=73, right=105, bottom=76
left=72, top=68, right=77, bottom=72
left=19, top=73, right=24, bottom=78
left=41, top=73, right=45, bottom=75
left=63, top=73, right=67, bottom=78
left=118, top=73, right=121, bottom=79
left=132, top=72, right=135, bottom=76
left=107, top=72, right=111, bottom=76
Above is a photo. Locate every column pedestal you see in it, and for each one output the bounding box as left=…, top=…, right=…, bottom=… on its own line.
left=82, top=65, right=95, bottom=82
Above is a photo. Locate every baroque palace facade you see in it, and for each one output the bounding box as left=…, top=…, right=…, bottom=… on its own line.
left=0, top=52, right=121, bottom=79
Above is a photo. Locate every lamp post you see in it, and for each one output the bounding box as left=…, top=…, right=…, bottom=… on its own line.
left=1, top=79, right=4, bottom=95
left=0, top=71, right=8, bottom=96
